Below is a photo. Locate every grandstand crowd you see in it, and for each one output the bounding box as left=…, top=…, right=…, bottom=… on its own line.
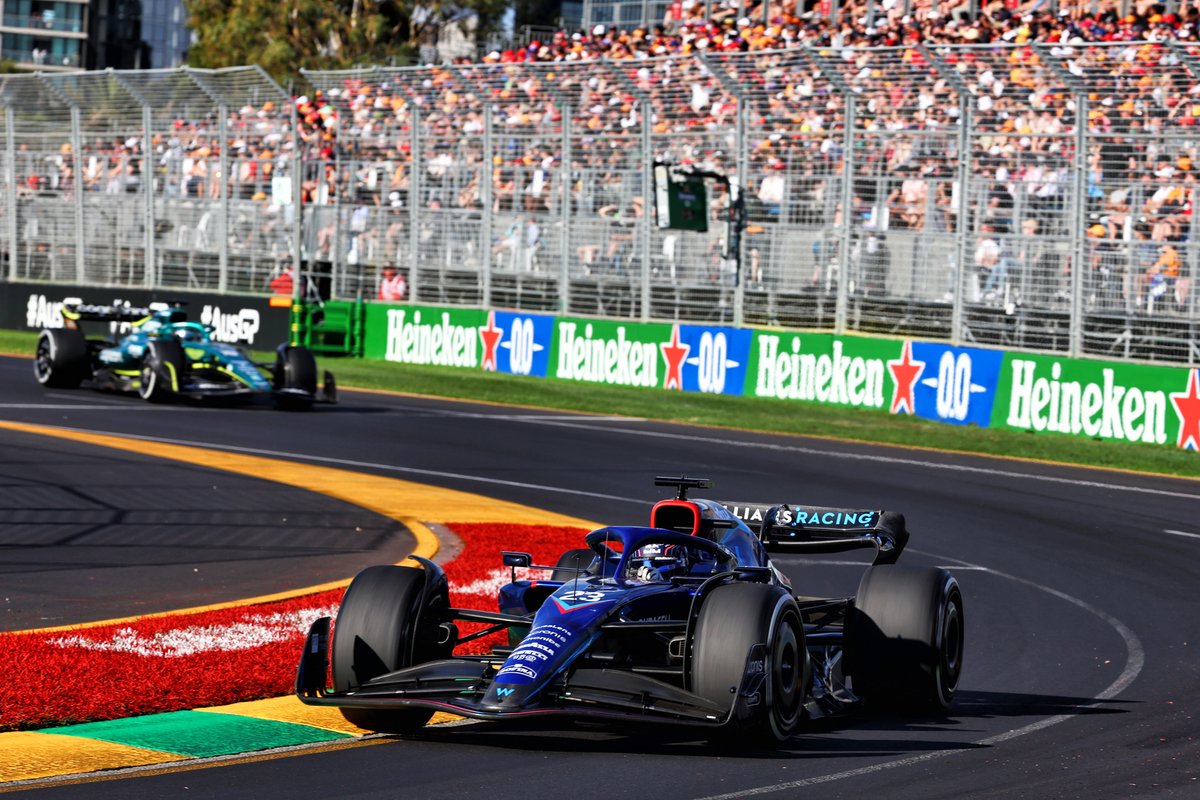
left=14, top=1, right=1200, bottom=315
left=475, top=2, right=1200, bottom=62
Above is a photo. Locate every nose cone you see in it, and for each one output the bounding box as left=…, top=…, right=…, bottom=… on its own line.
left=480, top=679, right=535, bottom=711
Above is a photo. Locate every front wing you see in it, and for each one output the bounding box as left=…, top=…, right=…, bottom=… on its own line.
left=296, top=617, right=752, bottom=728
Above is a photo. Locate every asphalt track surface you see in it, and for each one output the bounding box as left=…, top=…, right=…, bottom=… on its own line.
left=0, top=354, right=1197, bottom=798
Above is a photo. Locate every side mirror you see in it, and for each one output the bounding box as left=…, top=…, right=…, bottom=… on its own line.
left=502, top=551, right=533, bottom=584
left=502, top=552, right=532, bottom=568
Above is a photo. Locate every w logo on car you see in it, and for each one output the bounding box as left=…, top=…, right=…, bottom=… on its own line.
left=496, top=687, right=515, bottom=697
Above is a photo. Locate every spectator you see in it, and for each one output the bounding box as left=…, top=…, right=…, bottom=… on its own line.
left=974, top=223, right=1002, bottom=302
left=269, top=265, right=295, bottom=297
left=378, top=264, right=408, bottom=301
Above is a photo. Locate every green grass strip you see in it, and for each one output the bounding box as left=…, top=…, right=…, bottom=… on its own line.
left=42, top=710, right=349, bottom=758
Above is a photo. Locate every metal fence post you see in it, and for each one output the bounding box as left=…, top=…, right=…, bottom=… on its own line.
left=808, top=47, right=855, bottom=335
left=141, top=104, right=155, bottom=288
left=1068, top=92, right=1089, bottom=359
left=408, top=107, right=422, bottom=301
left=218, top=103, right=229, bottom=292
left=733, top=97, right=747, bottom=328
left=5, top=107, right=16, bottom=283
left=332, top=119, right=343, bottom=299
left=70, top=105, right=84, bottom=284
left=835, top=94, right=855, bottom=335
left=291, top=101, right=302, bottom=301
left=560, top=104, right=572, bottom=313
left=483, top=104, right=494, bottom=309
left=639, top=97, right=651, bottom=322
left=920, top=44, right=975, bottom=347
left=951, top=93, right=971, bottom=346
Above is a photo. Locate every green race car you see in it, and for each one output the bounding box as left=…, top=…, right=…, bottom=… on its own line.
left=33, top=302, right=335, bottom=410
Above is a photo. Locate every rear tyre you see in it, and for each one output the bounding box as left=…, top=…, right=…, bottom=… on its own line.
left=331, top=564, right=451, bottom=733
left=138, top=339, right=184, bottom=403
left=274, top=345, right=317, bottom=410
left=691, top=583, right=807, bottom=745
left=550, top=548, right=594, bottom=582
left=33, top=328, right=88, bottom=389
left=849, top=565, right=964, bottom=713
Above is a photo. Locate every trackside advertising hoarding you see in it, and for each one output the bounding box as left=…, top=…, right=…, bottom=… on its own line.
left=0, top=282, right=289, bottom=347
left=357, top=301, right=1199, bottom=452
left=992, top=354, right=1200, bottom=450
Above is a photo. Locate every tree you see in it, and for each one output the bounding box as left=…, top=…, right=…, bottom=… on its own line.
left=186, top=0, right=507, bottom=81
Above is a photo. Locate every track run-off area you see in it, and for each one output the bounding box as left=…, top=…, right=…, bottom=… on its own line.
left=0, top=353, right=1196, bottom=799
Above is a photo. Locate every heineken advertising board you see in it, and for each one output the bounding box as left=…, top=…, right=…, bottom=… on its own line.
left=365, top=303, right=556, bottom=378
left=356, top=303, right=1199, bottom=452
left=552, top=318, right=752, bottom=393
left=992, top=355, right=1200, bottom=450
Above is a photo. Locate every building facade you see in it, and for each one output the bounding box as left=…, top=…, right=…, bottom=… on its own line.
left=0, top=0, right=188, bottom=72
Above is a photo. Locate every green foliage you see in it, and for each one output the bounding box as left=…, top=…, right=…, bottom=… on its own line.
left=184, top=0, right=499, bottom=80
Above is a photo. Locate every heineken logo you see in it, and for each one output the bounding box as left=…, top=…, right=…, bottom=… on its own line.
left=384, top=308, right=478, bottom=367
left=1170, top=369, right=1200, bottom=451
left=754, top=335, right=885, bottom=408
left=1006, top=360, right=1168, bottom=445
left=555, top=322, right=658, bottom=387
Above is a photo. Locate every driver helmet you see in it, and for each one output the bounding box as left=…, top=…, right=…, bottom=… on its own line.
left=627, top=544, right=688, bottom=583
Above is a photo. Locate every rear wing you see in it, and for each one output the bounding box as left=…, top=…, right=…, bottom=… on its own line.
left=61, top=302, right=188, bottom=330
left=722, top=502, right=909, bottom=565
left=63, top=303, right=154, bottom=323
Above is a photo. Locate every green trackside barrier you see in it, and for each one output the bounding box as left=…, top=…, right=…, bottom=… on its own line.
left=293, top=299, right=366, bottom=357
left=352, top=301, right=1200, bottom=454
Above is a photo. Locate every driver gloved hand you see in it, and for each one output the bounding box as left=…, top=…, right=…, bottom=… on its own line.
left=636, top=563, right=661, bottom=582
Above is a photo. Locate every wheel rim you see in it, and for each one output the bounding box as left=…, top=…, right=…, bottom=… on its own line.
left=770, top=607, right=803, bottom=734
left=938, top=591, right=964, bottom=700
left=139, top=363, right=155, bottom=398
left=34, top=338, right=52, bottom=383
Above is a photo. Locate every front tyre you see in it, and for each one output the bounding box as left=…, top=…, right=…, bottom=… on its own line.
left=33, top=328, right=88, bottom=389
left=138, top=339, right=184, bottom=403
left=331, top=564, right=452, bottom=733
left=849, top=565, right=964, bottom=713
left=691, top=583, right=808, bottom=745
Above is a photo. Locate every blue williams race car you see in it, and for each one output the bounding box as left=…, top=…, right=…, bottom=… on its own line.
left=297, top=477, right=965, bottom=743
left=33, top=302, right=335, bottom=410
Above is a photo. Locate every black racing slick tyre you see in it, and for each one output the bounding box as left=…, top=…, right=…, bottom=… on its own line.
left=331, top=563, right=452, bottom=733
left=550, top=548, right=594, bottom=582
left=33, top=328, right=89, bottom=389
left=274, top=345, right=317, bottom=410
left=849, top=565, right=964, bottom=713
left=138, top=338, right=185, bottom=403
left=691, top=583, right=808, bottom=745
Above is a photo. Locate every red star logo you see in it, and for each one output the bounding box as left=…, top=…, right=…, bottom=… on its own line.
left=479, top=311, right=503, bottom=372
left=887, top=341, right=925, bottom=415
left=660, top=324, right=690, bottom=390
left=1170, top=368, right=1200, bottom=451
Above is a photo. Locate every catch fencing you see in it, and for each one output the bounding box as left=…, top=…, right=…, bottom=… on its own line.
left=2, top=46, right=1198, bottom=366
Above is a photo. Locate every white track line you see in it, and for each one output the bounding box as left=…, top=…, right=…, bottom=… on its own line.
left=691, top=556, right=1144, bottom=800
left=1, top=418, right=1151, bottom=792
left=1164, top=529, right=1200, bottom=540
